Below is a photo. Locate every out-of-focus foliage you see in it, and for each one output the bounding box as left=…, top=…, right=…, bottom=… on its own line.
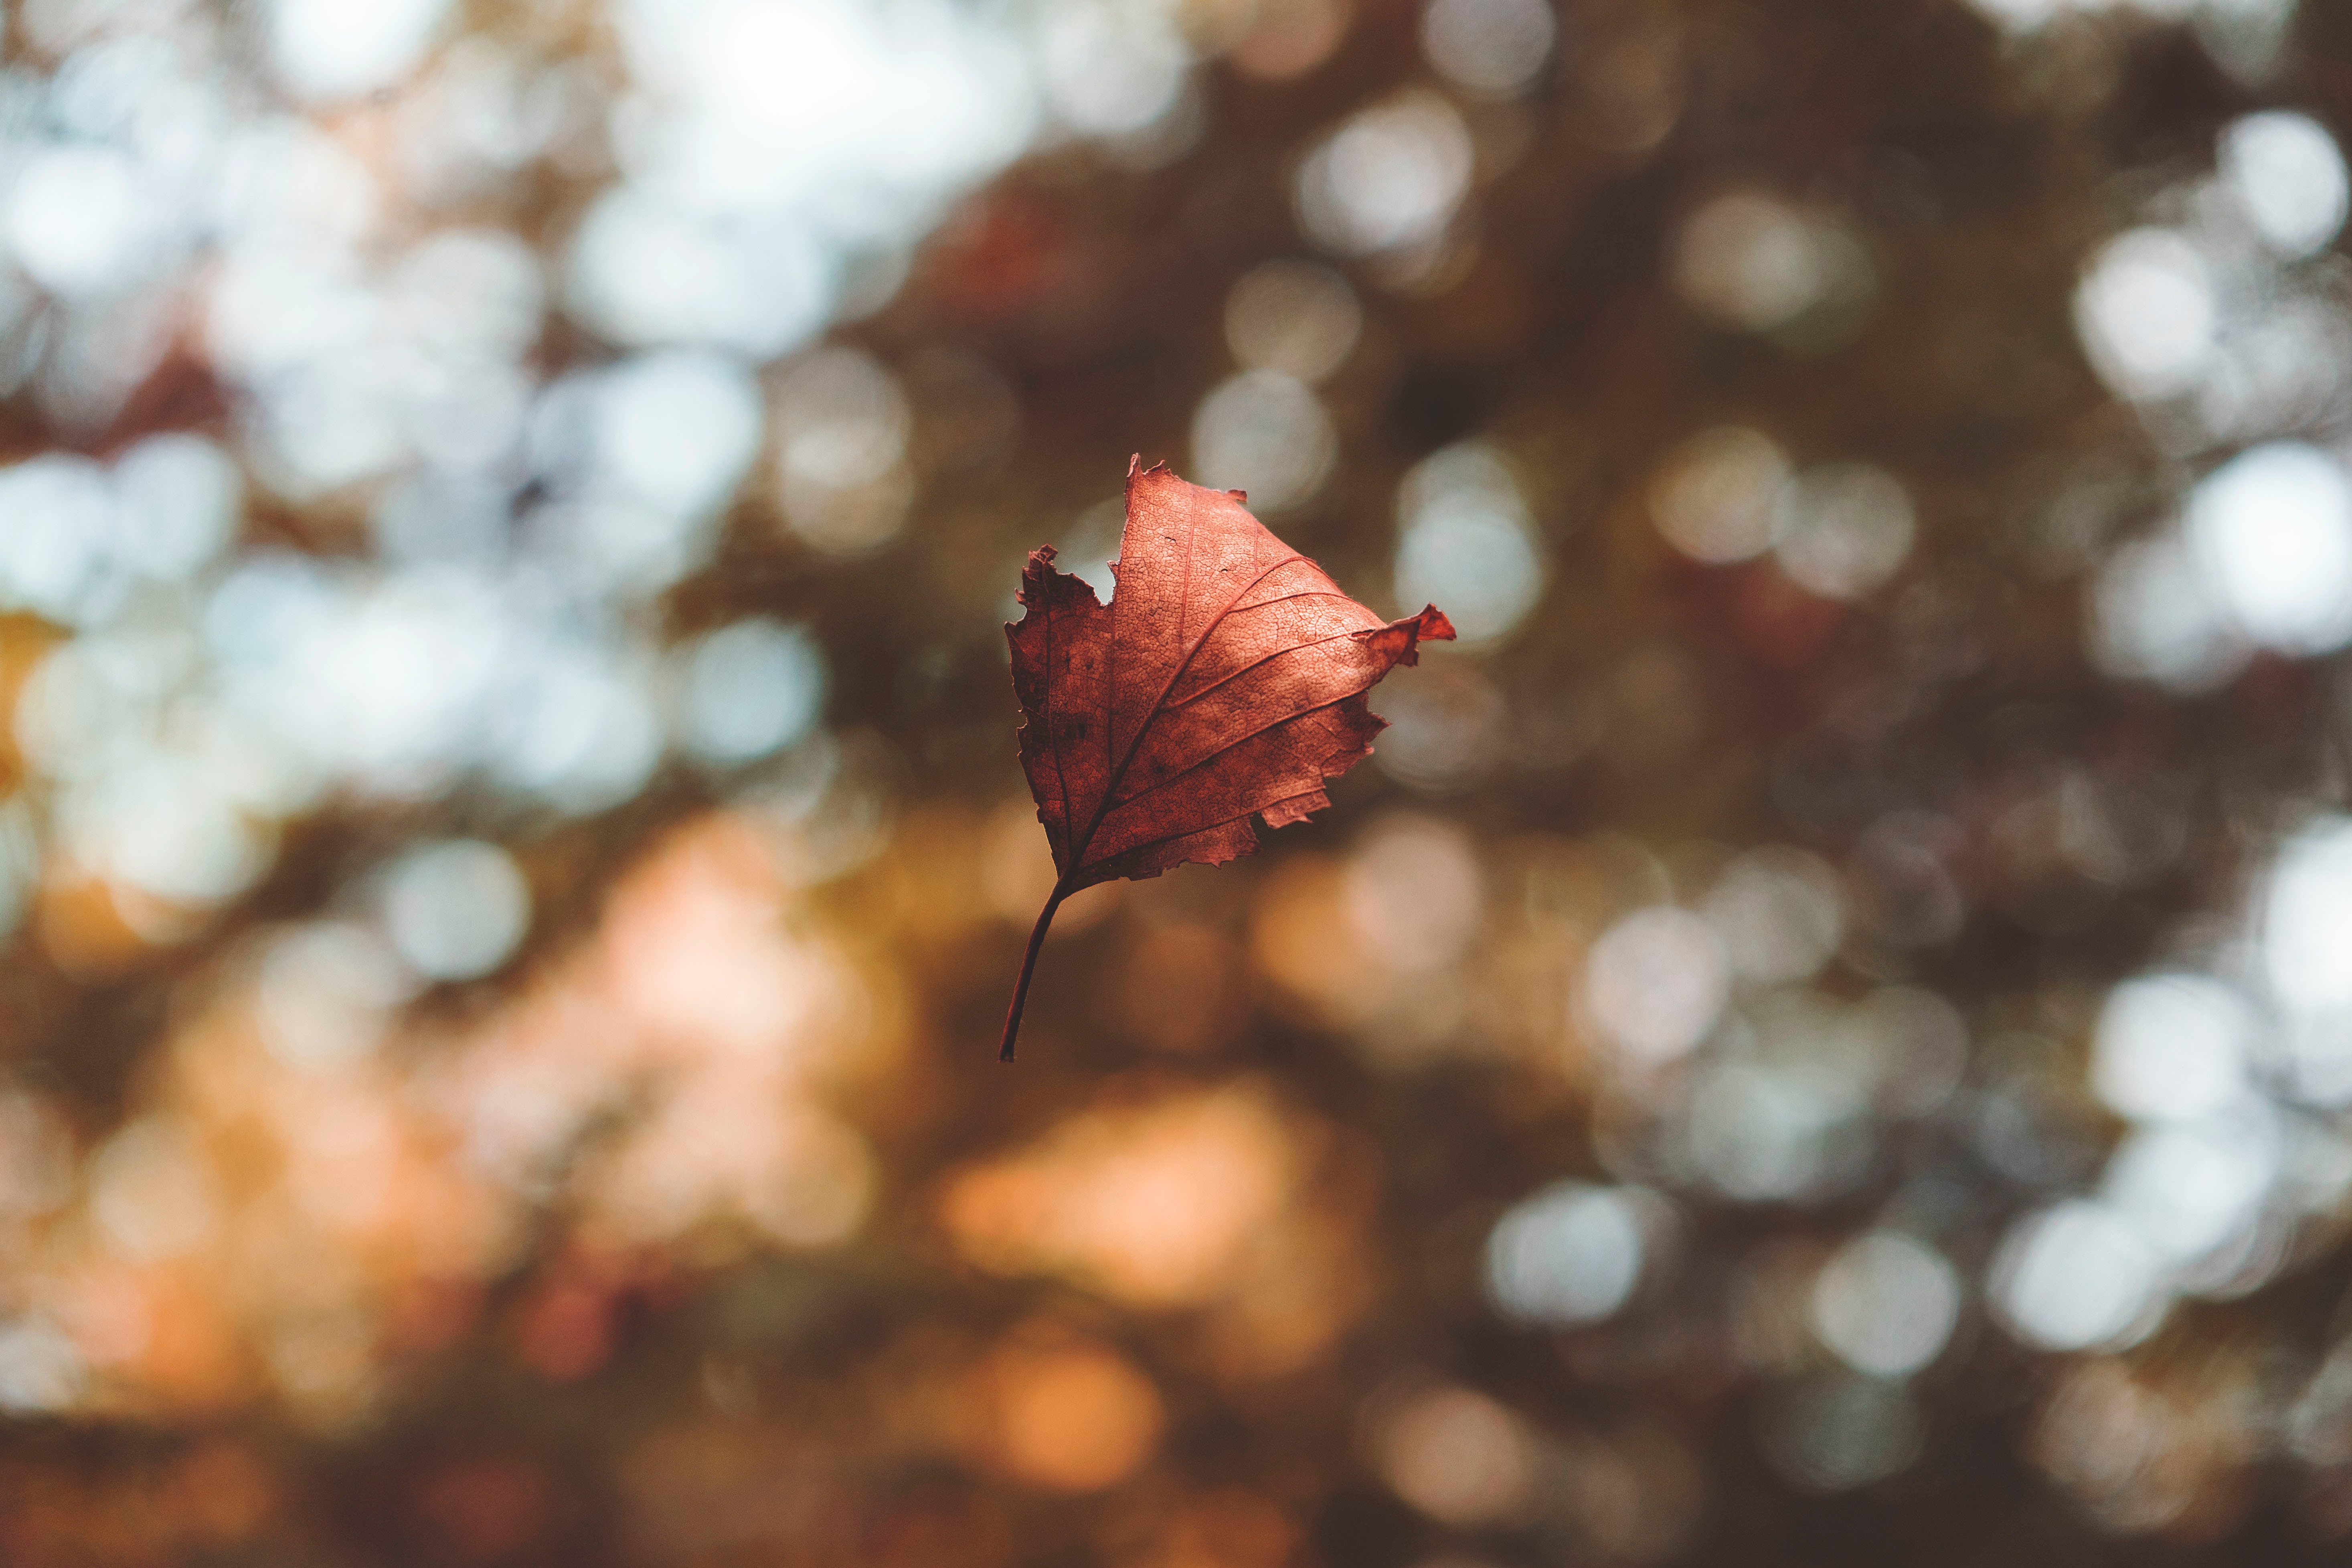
left=6, top=0, right=2352, bottom=1562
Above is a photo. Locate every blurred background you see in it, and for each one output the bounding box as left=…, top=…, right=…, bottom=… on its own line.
left=6, top=0, right=2352, bottom=1561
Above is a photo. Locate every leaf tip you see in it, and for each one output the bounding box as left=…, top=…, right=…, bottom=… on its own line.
left=1013, top=545, right=1057, bottom=609
left=1355, top=603, right=1457, bottom=667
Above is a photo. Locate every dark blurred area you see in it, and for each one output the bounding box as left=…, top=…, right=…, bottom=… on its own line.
left=4, top=0, right=2352, bottom=1562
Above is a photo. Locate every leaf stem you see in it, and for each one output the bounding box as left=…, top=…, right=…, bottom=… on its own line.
left=998, top=882, right=1069, bottom=1063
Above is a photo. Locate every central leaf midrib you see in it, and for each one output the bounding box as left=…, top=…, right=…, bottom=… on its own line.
left=1101, top=688, right=1361, bottom=818
left=1068, top=544, right=1302, bottom=870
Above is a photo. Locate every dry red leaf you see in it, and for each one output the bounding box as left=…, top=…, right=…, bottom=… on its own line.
left=998, top=456, right=1455, bottom=1060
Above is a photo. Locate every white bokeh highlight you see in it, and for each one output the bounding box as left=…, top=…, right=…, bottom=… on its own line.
left=1192, top=370, right=1335, bottom=512
left=1393, top=442, right=1546, bottom=645
left=2184, top=442, right=2352, bottom=657
left=1421, top=0, right=1557, bottom=99
left=2221, top=111, right=2349, bottom=259
left=1773, top=463, right=1915, bottom=599
left=382, top=839, right=532, bottom=981
left=2087, top=532, right=2248, bottom=693
left=1651, top=427, right=1791, bottom=565
left=1584, top=906, right=1729, bottom=1065
left=2091, top=973, right=2257, bottom=1124
left=2074, top=228, right=2216, bottom=403
left=1992, top=1200, right=2166, bottom=1352
left=1295, top=91, right=1474, bottom=258
left=1485, top=1182, right=1652, bottom=1325
left=269, top=0, right=455, bottom=101
left=1811, top=1232, right=1961, bottom=1378
left=680, top=619, right=825, bottom=765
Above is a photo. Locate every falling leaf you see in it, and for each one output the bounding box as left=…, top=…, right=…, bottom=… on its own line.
left=998, top=457, right=1454, bottom=1060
